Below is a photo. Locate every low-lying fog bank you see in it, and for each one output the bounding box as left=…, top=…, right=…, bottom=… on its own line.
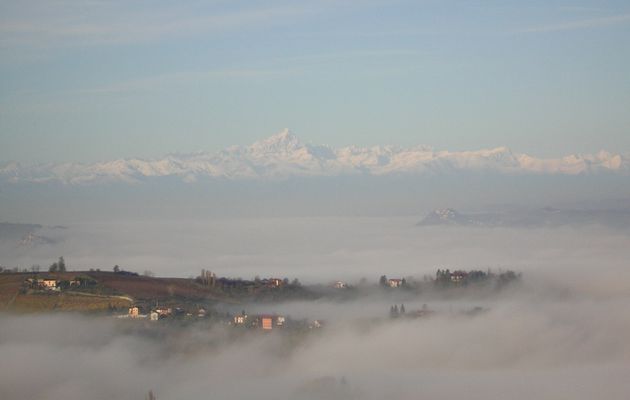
left=2, top=279, right=629, bottom=400
left=2, top=217, right=629, bottom=399
left=2, top=217, right=629, bottom=283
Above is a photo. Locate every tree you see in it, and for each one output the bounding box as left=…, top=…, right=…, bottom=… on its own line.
left=57, top=257, right=66, bottom=272
left=390, top=304, right=399, bottom=318
left=49, top=262, right=58, bottom=273
left=113, top=265, right=120, bottom=273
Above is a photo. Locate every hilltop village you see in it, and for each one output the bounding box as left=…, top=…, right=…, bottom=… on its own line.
left=1, top=259, right=521, bottom=332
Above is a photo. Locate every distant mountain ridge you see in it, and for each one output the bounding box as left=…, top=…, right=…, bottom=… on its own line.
left=417, top=207, right=630, bottom=229
left=1, top=129, right=628, bottom=185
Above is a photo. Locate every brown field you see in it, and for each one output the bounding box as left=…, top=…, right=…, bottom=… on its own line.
left=10, top=292, right=132, bottom=312
left=0, top=273, right=23, bottom=308
left=0, top=271, right=230, bottom=312
left=85, top=272, right=227, bottom=301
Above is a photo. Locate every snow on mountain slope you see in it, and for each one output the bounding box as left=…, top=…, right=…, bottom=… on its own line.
left=1, top=129, right=628, bottom=184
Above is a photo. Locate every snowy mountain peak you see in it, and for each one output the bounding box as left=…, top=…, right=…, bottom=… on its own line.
left=249, top=129, right=301, bottom=154
left=1, top=130, right=628, bottom=184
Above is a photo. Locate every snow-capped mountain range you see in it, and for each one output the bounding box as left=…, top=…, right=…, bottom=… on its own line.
left=1, top=129, right=628, bottom=184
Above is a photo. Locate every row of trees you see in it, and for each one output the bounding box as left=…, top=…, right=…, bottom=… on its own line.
left=46, top=259, right=150, bottom=276
left=48, top=257, right=66, bottom=272
left=389, top=304, right=406, bottom=318
left=1, top=257, right=68, bottom=273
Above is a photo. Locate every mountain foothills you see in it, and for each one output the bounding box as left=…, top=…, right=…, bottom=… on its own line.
left=1, top=129, right=629, bottom=185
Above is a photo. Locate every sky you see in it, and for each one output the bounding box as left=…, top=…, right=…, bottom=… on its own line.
left=1, top=0, right=629, bottom=163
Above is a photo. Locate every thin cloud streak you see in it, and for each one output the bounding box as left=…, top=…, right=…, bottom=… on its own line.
left=0, top=2, right=316, bottom=48
left=0, top=49, right=422, bottom=98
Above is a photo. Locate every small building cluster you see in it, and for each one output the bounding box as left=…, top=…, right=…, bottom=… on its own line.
left=435, top=269, right=521, bottom=287
left=24, top=276, right=82, bottom=291
left=232, top=312, right=286, bottom=330
left=230, top=310, right=322, bottom=331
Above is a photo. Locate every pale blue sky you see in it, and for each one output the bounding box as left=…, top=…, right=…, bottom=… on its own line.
left=1, top=0, right=629, bottom=163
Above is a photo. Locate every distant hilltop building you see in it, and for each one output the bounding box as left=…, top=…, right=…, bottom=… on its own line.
left=25, top=277, right=59, bottom=291
left=261, top=315, right=274, bottom=330
left=388, top=278, right=403, bottom=288
left=128, top=306, right=139, bottom=318
left=263, top=278, right=284, bottom=288
left=450, top=271, right=468, bottom=283
left=244, top=314, right=286, bottom=330
left=379, top=275, right=406, bottom=288
left=333, top=281, right=347, bottom=289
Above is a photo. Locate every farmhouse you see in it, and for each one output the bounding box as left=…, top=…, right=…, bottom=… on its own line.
left=309, top=320, right=323, bottom=329
left=155, top=307, right=172, bottom=317
left=41, top=279, right=58, bottom=289
left=333, top=281, right=347, bottom=289
left=388, top=278, right=403, bottom=288
left=261, top=315, right=274, bottom=330
left=128, top=306, right=140, bottom=318
left=450, top=271, right=468, bottom=283
left=26, top=277, right=60, bottom=290
left=266, top=278, right=284, bottom=288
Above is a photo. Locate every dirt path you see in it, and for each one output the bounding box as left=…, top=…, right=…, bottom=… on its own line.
left=63, top=291, right=134, bottom=303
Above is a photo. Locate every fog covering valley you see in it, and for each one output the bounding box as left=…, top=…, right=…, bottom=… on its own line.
left=2, top=215, right=630, bottom=282
left=2, top=213, right=630, bottom=399
left=2, top=262, right=630, bottom=400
